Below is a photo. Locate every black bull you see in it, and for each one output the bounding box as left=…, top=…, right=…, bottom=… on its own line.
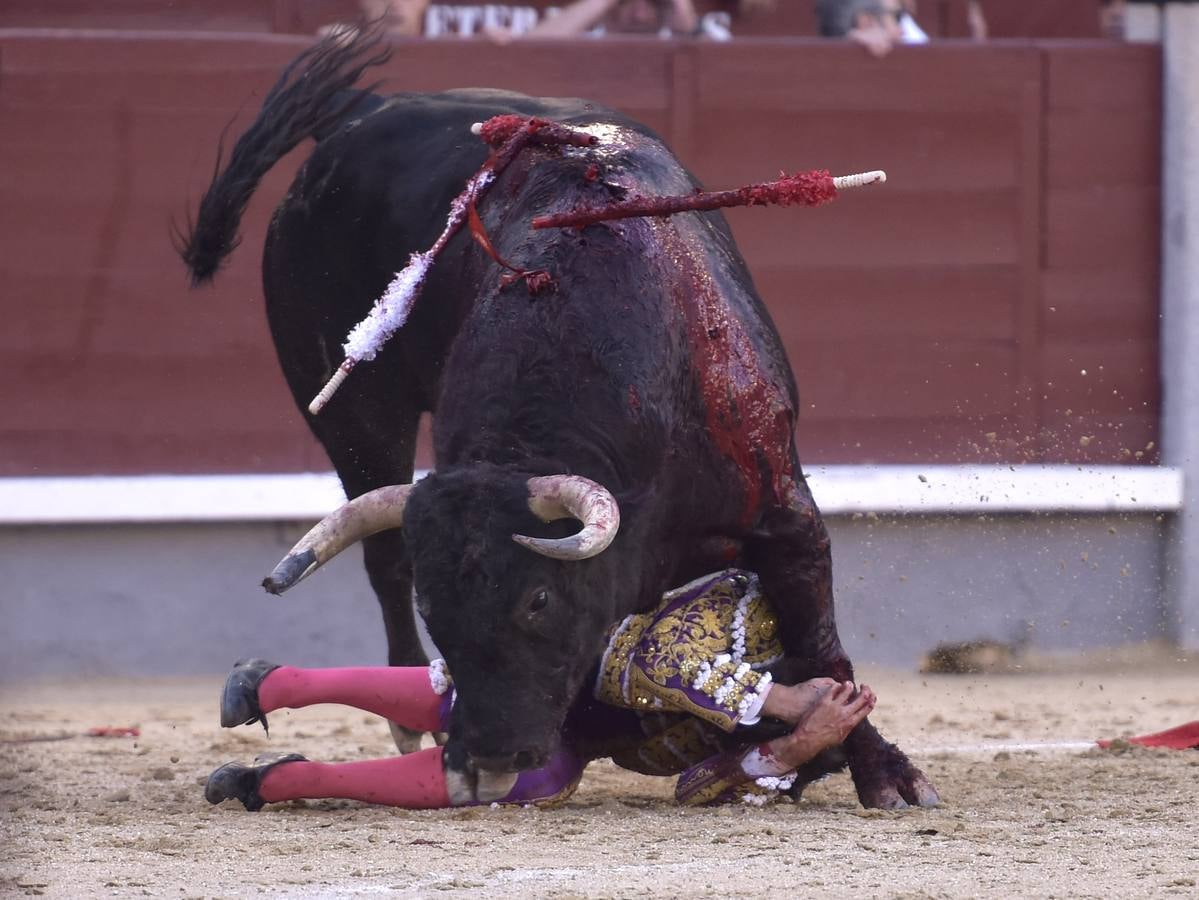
left=179, top=30, right=938, bottom=809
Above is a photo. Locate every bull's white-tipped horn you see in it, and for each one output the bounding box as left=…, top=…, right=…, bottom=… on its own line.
left=263, top=483, right=414, bottom=594
left=512, top=475, right=620, bottom=561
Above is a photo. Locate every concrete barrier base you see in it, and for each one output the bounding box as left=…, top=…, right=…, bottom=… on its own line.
left=0, top=512, right=1173, bottom=679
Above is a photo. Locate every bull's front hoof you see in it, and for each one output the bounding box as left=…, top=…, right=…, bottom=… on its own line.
left=856, top=763, right=941, bottom=810
left=846, top=721, right=942, bottom=809
left=906, top=769, right=942, bottom=807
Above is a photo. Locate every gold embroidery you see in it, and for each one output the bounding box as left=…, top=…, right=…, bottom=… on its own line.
left=596, top=571, right=784, bottom=722
left=612, top=716, right=726, bottom=776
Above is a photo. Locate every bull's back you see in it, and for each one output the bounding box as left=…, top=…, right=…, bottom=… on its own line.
left=262, top=89, right=646, bottom=411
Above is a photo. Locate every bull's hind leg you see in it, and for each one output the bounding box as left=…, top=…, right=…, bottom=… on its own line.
left=746, top=475, right=940, bottom=809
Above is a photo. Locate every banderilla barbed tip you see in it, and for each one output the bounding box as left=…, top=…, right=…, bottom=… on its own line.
left=308, top=361, right=354, bottom=415
left=833, top=170, right=887, bottom=190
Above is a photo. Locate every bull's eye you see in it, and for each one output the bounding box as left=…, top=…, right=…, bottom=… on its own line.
left=529, top=589, right=550, bottom=614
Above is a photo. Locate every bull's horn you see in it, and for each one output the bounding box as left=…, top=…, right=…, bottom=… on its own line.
left=263, top=484, right=414, bottom=594
left=512, top=475, right=620, bottom=560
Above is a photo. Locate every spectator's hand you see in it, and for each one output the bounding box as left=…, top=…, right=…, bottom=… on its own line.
left=484, top=25, right=517, bottom=44
left=669, top=0, right=700, bottom=35
left=849, top=23, right=896, bottom=57
left=516, top=0, right=621, bottom=38
left=317, top=23, right=359, bottom=40
left=967, top=0, right=987, bottom=40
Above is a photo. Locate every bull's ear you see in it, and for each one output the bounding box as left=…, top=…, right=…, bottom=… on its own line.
left=512, top=475, right=619, bottom=560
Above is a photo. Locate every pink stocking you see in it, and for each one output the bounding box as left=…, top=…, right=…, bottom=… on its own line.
left=259, top=746, right=451, bottom=809
left=258, top=666, right=448, bottom=733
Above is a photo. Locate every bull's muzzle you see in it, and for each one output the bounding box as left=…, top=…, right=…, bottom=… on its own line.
left=469, top=749, right=545, bottom=773
left=443, top=753, right=526, bottom=805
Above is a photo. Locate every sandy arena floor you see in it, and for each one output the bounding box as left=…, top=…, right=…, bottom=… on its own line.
left=2, top=652, right=1197, bottom=899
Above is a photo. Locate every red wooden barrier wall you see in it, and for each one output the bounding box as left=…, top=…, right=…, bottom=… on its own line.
left=0, top=31, right=1161, bottom=475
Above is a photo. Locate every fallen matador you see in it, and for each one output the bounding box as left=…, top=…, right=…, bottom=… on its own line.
left=207, top=570, right=876, bottom=810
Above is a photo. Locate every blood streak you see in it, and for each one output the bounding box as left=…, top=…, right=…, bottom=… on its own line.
left=537, top=121, right=795, bottom=526
left=541, top=123, right=799, bottom=527
left=655, top=218, right=796, bottom=527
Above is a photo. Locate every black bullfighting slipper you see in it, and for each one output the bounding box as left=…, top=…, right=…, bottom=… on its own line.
left=205, top=752, right=307, bottom=812
left=220, top=658, right=281, bottom=733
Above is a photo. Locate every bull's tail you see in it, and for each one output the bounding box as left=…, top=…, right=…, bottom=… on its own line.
left=176, top=23, right=390, bottom=285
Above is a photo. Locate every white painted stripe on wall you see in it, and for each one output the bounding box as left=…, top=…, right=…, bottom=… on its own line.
left=0, top=473, right=355, bottom=525
left=803, top=464, right=1183, bottom=515
left=0, top=465, right=1183, bottom=525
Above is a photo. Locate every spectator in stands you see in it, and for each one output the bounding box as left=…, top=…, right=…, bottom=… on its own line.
left=488, top=0, right=708, bottom=42
left=961, top=0, right=987, bottom=40
left=815, top=0, right=985, bottom=58
left=1099, top=0, right=1126, bottom=39
left=325, top=0, right=714, bottom=41
left=320, top=0, right=430, bottom=38
left=372, top=0, right=431, bottom=35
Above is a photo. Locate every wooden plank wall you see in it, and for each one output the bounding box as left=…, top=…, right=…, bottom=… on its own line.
left=0, top=35, right=322, bottom=473
left=937, top=1, right=1104, bottom=39
left=1039, top=46, right=1163, bottom=466
left=0, top=32, right=1162, bottom=475
left=684, top=42, right=1044, bottom=463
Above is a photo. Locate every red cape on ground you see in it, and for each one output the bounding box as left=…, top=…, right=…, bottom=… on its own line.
left=1096, top=721, right=1199, bottom=751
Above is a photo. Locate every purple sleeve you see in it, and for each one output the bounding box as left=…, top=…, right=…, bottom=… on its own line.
left=488, top=747, right=587, bottom=808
